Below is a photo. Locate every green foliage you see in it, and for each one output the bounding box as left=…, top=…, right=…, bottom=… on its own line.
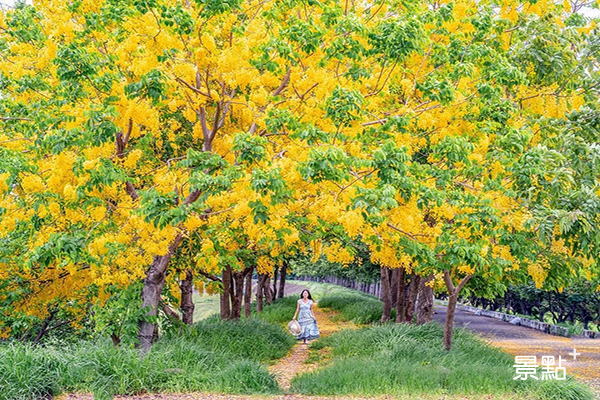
left=124, top=70, right=167, bottom=104
left=464, top=282, right=600, bottom=333
left=90, top=283, right=145, bottom=346
left=232, top=132, right=269, bottom=164
left=369, top=17, right=425, bottom=61
left=299, top=147, right=351, bottom=183
left=325, top=87, right=364, bottom=127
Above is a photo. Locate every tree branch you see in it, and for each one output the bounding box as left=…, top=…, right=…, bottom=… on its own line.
left=0, top=116, right=31, bottom=121
left=197, top=270, right=222, bottom=282
left=272, top=68, right=291, bottom=96
left=443, top=270, right=456, bottom=293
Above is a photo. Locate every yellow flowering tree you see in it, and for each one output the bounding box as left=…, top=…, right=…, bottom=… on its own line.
left=0, top=0, right=598, bottom=353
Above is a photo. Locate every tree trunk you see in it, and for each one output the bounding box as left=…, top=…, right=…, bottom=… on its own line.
left=405, top=274, right=421, bottom=323
left=110, top=333, right=121, bottom=347
left=417, top=274, right=434, bottom=325
left=180, top=269, right=195, bottom=325
left=277, top=264, right=287, bottom=299
left=263, top=274, right=274, bottom=305
left=272, top=267, right=279, bottom=300
left=138, top=236, right=183, bottom=353
left=442, top=270, right=472, bottom=351
left=256, top=273, right=265, bottom=313
left=444, top=293, right=458, bottom=351
left=395, top=267, right=406, bottom=323
left=391, top=268, right=399, bottom=308
left=220, top=266, right=231, bottom=320
left=380, top=267, right=392, bottom=322
left=151, top=324, right=159, bottom=343
left=244, top=266, right=254, bottom=318
left=230, top=268, right=245, bottom=320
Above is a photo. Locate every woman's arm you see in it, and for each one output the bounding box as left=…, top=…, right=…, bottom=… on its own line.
left=293, top=302, right=300, bottom=320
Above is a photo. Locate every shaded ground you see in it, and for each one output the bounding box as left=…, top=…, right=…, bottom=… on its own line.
left=434, top=303, right=600, bottom=394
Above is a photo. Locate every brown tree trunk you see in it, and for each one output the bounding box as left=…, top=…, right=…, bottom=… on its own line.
left=180, top=269, right=194, bottom=325
left=244, top=266, right=254, bottom=318
left=405, top=274, right=421, bottom=323
left=395, top=267, right=406, bottom=323
left=391, top=268, right=399, bottom=307
left=380, top=267, right=392, bottom=322
left=277, top=264, right=287, bottom=298
left=230, top=269, right=245, bottom=320
left=444, top=292, right=458, bottom=351
left=416, top=274, right=434, bottom=325
left=138, top=235, right=183, bottom=353
left=220, top=266, right=231, bottom=320
left=110, top=333, right=121, bottom=347
left=442, top=270, right=472, bottom=351
left=272, top=266, right=279, bottom=300
left=263, top=274, right=274, bottom=305
left=256, top=273, right=265, bottom=313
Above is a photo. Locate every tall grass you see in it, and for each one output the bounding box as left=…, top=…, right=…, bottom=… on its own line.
left=254, top=296, right=299, bottom=325
left=0, top=318, right=293, bottom=399
left=291, top=322, right=594, bottom=399
left=317, top=293, right=394, bottom=324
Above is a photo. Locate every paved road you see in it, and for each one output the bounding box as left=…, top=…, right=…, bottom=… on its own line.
left=434, top=303, right=600, bottom=394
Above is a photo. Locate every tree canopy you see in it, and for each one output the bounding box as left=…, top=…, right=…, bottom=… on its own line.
left=0, top=0, right=598, bottom=349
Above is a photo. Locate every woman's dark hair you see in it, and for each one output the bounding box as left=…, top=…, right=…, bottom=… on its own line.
left=300, top=289, right=313, bottom=300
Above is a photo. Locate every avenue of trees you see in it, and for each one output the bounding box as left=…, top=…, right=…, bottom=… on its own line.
left=0, top=0, right=598, bottom=351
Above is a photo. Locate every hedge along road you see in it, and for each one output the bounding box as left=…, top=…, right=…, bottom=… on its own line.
left=433, top=303, right=600, bottom=394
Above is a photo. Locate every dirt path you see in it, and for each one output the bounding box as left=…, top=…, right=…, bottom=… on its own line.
left=434, top=304, right=600, bottom=394
left=267, top=303, right=356, bottom=392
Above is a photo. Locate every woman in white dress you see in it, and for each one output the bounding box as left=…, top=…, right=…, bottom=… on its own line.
left=292, top=289, right=320, bottom=344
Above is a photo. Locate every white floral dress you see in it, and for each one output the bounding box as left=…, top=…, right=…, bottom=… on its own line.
left=297, top=299, right=320, bottom=340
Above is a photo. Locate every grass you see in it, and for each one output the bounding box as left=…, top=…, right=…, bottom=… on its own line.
left=318, top=294, right=395, bottom=324
left=254, top=296, right=299, bottom=326
left=291, top=322, right=594, bottom=400
left=2, top=280, right=594, bottom=399
left=0, top=318, right=294, bottom=400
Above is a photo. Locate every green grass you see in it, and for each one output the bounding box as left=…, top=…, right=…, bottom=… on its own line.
left=317, top=293, right=396, bottom=324
left=291, top=322, right=594, bottom=399
left=0, top=318, right=294, bottom=400
left=254, top=296, right=299, bottom=326
left=288, top=286, right=595, bottom=399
